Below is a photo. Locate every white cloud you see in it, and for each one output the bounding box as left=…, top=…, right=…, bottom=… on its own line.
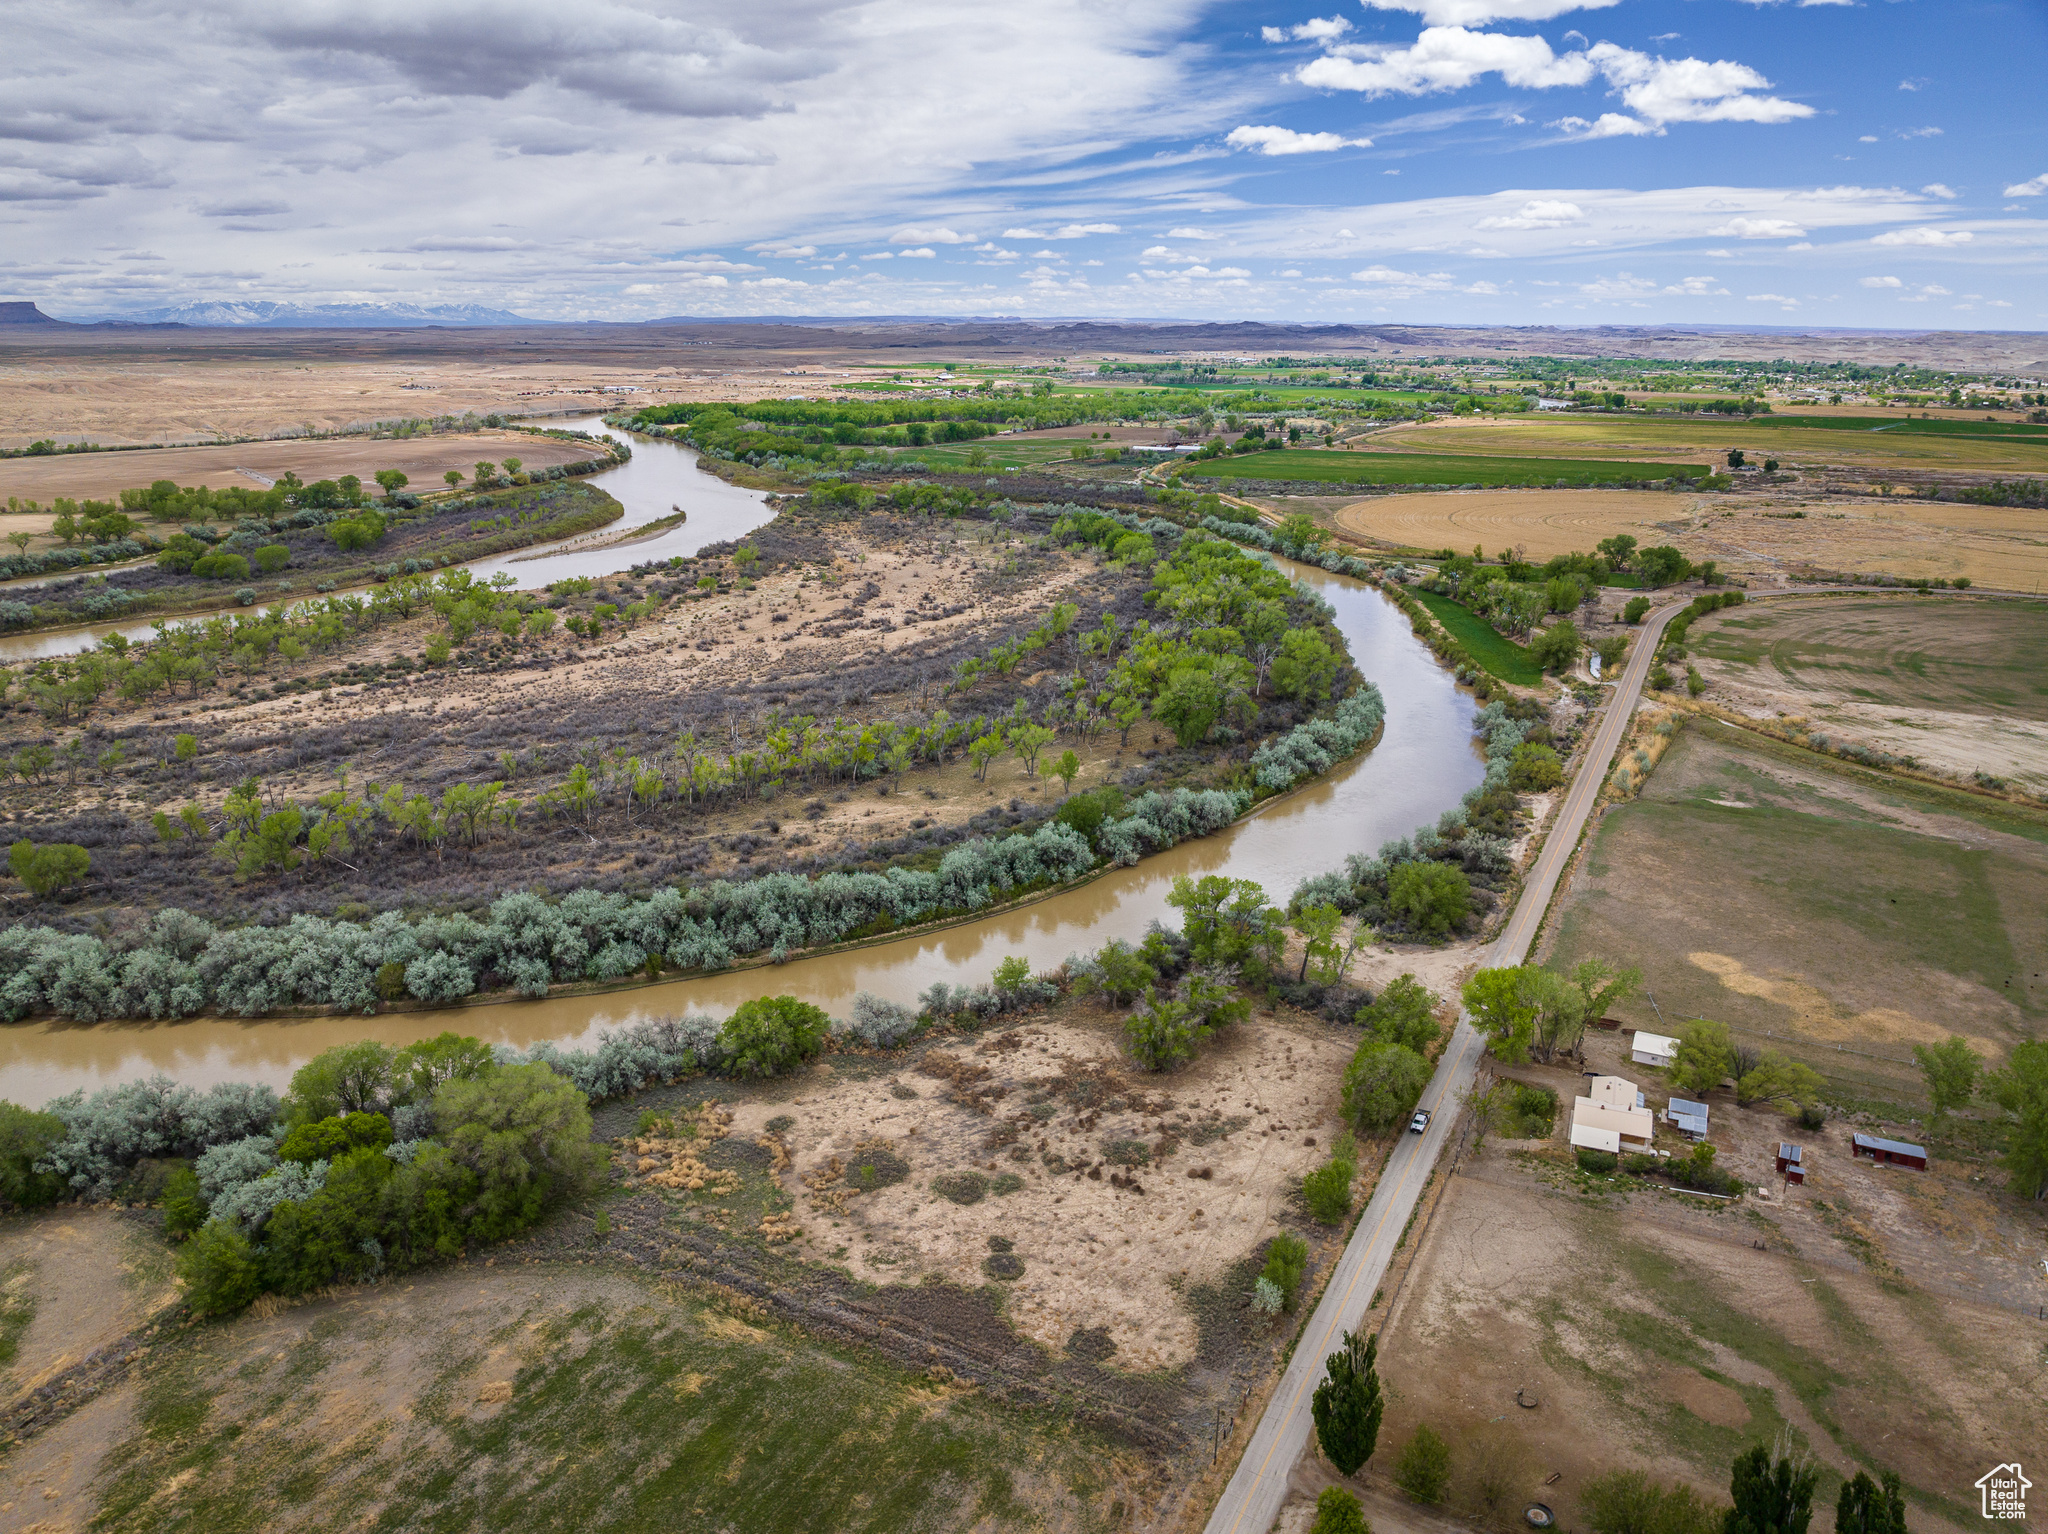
left=1663, top=275, right=1729, bottom=296
left=1746, top=292, right=1798, bottom=306
left=1554, top=112, right=1657, bottom=138
left=1464, top=279, right=1500, bottom=294
left=1227, top=125, right=1372, bottom=154
left=898, top=247, right=935, bottom=258
left=1047, top=222, right=1120, bottom=238
left=1359, top=0, right=1620, bottom=22
left=1899, top=126, right=1943, bottom=139
left=1871, top=226, right=1974, bottom=246
left=744, top=277, right=807, bottom=289
left=1702, top=248, right=1731, bottom=257
left=1003, top=228, right=1045, bottom=239
left=1921, top=183, right=1957, bottom=200
left=1476, top=198, right=1585, bottom=230
left=1262, top=17, right=1353, bottom=42
left=1858, top=135, right=1878, bottom=143
left=1859, top=275, right=1903, bottom=288
left=1708, top=216, right=1806, bottom=239
left=860, top=251, right=893, bottom=260
left=1167, top=226, right=1213, bottom=239
left=2003, top=172, right=2048, bottom=197
left=747, top=242, right=817, bottom=258
left=1301, top=30, right=1811, bottom=134
left=1921, top=283, right=1951, bottom=295
left=888, top=226, right=973, bottom=244
left=1578, top=272, right=1658, bottom=300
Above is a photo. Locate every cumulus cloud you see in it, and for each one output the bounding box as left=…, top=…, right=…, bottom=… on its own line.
left=1167, top=227, right=1213, bottom=239
left=1707, top=216, right=1807, bottom=239
left=2003, top=172, right=2048, bottom=197
left=1261, top=17, right=1352, bottom=42
left=1359, top=0, right=1620, bottom=22
left=1859, top=275, right=1903, bottom=288
left=888, top=225, right=973, bottom=244
left=1226, top=125, right=1372, bottom=154
left=1663, top=275, right=1729, bottom=296
left=747, top=242, right=817, bottom=258
left=1047, top=222, right=1121, bottom=238
left=1746, top=292, right=1799, bottom=306
left=1871, top=226, right=1974, bottom=246
left=1920, top=183, right=1957, bottom=200
left=1476, top=198, right=1585, bottom=229
left=897, top=246, right=935, bottom=257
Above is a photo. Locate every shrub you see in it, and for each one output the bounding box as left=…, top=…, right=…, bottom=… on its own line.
left=178, top=1217, right=265, bottom=1315
left=1508, top=742, right=1563, bottom=791
left=191, top=552, right=251, bottom=580
left=1311, top=1486, right=1370, bottom=1534
left=1394, top=1423, right=1452, bottom=1503
left=933, top=1171, right=989, bottom=1205
left=838, top=991, right=921, bottom=1048
left=0, top=1101, right=69, bottom=1208
left=9, top=840, right=90, bottom=898
left=1341, top=1041, right=1431, bottom=1135
left=375, top=961, right=408, bottom=1000
left=1261, top=1231, right=1308, bottom=1308
left=1577, top=1147, right=1619, bottom=1172
left=1386, top=861, right=1468, bottom=938
left=1125, top=991, right=1207, bottom=1072
left=253, top=544, right=289, bottom=574
left=1356, top=974, right=1442, bottom=1055
left=1303, top=1157, right=1355, bottom=1224
left=1582, top=1468, right=1722, bottom=1534
left=1529, top=619, right=1582, bottom=672
left=1250, top=1275, right=1283, bottom=1316
left=284, top=1041, right=395, bottom=1125
left=431, top=1063, right=603, bottom=1241
left=162, top=1165, right=208, bottom=1237
left=1622, top=596, right=1651, bottom=624
left=718, top=995, right=831, bottom=1077
left=277, top=1111, right=393, bottom=1165
left=991, top=955, right=1032, bottom=993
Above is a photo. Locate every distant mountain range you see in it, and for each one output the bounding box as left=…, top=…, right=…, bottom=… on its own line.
left=0, top=299, right=539, bottom=328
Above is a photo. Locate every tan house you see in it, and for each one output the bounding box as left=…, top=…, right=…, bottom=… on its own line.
left=1570, top=1074, right=1656, bottom=1152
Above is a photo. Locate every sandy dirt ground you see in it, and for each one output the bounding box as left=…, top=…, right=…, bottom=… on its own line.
left=1330, top=488, right=2048, bottom=590
left=692, top=1004, right=1360, bottom=1373
left=0, top=430, right=599, bottom=512
left=0, top=1212, right=176, bottom=1401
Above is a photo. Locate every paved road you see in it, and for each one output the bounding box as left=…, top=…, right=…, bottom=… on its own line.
left=1202, top=596, right=1688, bottom=1534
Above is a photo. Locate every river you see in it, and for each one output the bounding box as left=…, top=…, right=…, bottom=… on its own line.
left=0, top=423, right=1483, bottom=1105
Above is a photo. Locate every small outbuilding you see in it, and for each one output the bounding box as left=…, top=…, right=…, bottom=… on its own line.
left=1775, top=1144, right=1805, bottom=1184
left=1666, top=1097, right=1710, bottom=1139
left=1631, top=1031, right=1680, bottom=1069
left=1851, top=1133, right=1927, bottom=1171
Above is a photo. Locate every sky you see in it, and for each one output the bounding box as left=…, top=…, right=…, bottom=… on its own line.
left=4, top=0, right=2045, bottom=327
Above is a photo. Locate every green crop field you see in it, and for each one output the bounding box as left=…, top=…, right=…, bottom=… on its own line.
left=890, top=440, right=1093, bottom=469
left=1751, top=415, right=2048, bottom=439
left=1411, top=588, right=1544, bottom=685
left=1186, top=448, right=1703, bottom=486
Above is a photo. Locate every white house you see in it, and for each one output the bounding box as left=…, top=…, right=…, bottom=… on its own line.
left=1571, top=1074, right=1655, bottom=1151
left=1631, top=1031, right=1680, bottom=1069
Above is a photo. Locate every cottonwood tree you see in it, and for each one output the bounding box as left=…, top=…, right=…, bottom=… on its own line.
left=1986, top=1039, right=2048, bottom=1199
left=1913, top=1035, right=1982, bottom=1121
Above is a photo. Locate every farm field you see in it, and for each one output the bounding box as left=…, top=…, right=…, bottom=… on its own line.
left=1186, top=448, right=1700, bottom=487
left=1544, top=717, right=2048, bottom=1098
left=0, top=431, right=601, bottom=513
left=1327, top=488, right=2048, bottom=590
left=1688, top=596, right=2048, bottom=790
left=1373, top=414, right=2048, bottom=475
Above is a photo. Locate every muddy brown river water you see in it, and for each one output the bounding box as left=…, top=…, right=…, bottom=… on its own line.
left=0, top=424, right=1484, bottom=1103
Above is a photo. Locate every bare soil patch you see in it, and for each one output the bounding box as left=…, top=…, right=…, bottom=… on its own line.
left=0, top=1210, right=177, bottom=1399
left=0, top=431, right=597, bottom=511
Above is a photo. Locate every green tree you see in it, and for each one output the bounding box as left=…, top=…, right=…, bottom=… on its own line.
left=1596, top=534, right=1638, bottom=570
left=432, top=1063, right=603, bottom=1241
left=1310, top=1486, right=1369, bottom=1534
left=1009, top=722, right=1056, bottom=776
left=1671, top=1018, right=1735, bottom=1095
left=1125, top=990, right=1205, bottom=1071
left=374, top=469, right=409, bottom=497
left=1509, top=742, right=1563, bottom=791
left=8, top=840, right=90, bottom=897
left=1582, top=1470, right=1721, bottom=1534
left=1261, top=1231, right=1308, bottom=1305
left=1051, top=749, right=1080, bottom=793
left=177, top=1218, right=265, bottom=1316
left=1277, top=513, right=1328, bottom=553
left=1725, top=1445, right=1818, bottom=1534
left=1529, top=619, right=1583, bottom=672
left=1623, top=595, right=1652, bottom=624
left=278, top=1111, right=393, bottom=1164
left=1293, top=902, right=1345, bottom=983
left=1393, top=1424, right=1452, bottom=1503
left=1167, top=875, right=1277, bottom=971
left=1834, top=1472, right=1906, bottom=1534
left=284, top=1039, right=395, bottom=1125
left=1637, top=546, right=1692, bottom=588
left=1340, top=1040, right=1431, bottom=1135
left=162, top=1165, right=208, bottom=1238
left=967, top=731, right=1004, bottom=781
left=0, top=1101, right=68, bottom=1209
left=1357, top=974, right=1441, bottom=1055
left=1735, top=1053, right=1827, bottom=1111
left=1462, top=966, right=1538, bottom=1064
left=1912, top=1035, right=1982, bottom=1120
left=1302, top=1157, right=1354, bottom=1224
left=443, top=469, right=462, bottom=490
left=719, top=996, right=832, bottom=1077
left=1311, top=1328, right=1383, bottom=1476
left=1153, top=666, right=1223, bottom=745
left=991, top=956, right=1032, bottom=994
left=1985, top=1038, right=2048, bottom=1199
left=1387, top=861, right=1468, bottom=939
left=1271, top=629, right=1340, bottom=702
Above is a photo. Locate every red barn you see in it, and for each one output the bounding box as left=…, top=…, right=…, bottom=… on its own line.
left=1850, top=1133, right=1926, bottom=1171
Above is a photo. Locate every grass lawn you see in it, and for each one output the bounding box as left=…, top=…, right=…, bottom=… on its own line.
left=1186, top=448, right=1701, bottom=486
left=1410, top=588, right=1544, bottom=685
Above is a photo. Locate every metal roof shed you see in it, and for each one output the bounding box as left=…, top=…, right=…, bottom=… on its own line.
left=1851, top=1133, right=1927, bottom=1171
left=1666, top=1097, right=1710, bottom=1138
left=1775, top=1144, right=1804, bottom=1184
